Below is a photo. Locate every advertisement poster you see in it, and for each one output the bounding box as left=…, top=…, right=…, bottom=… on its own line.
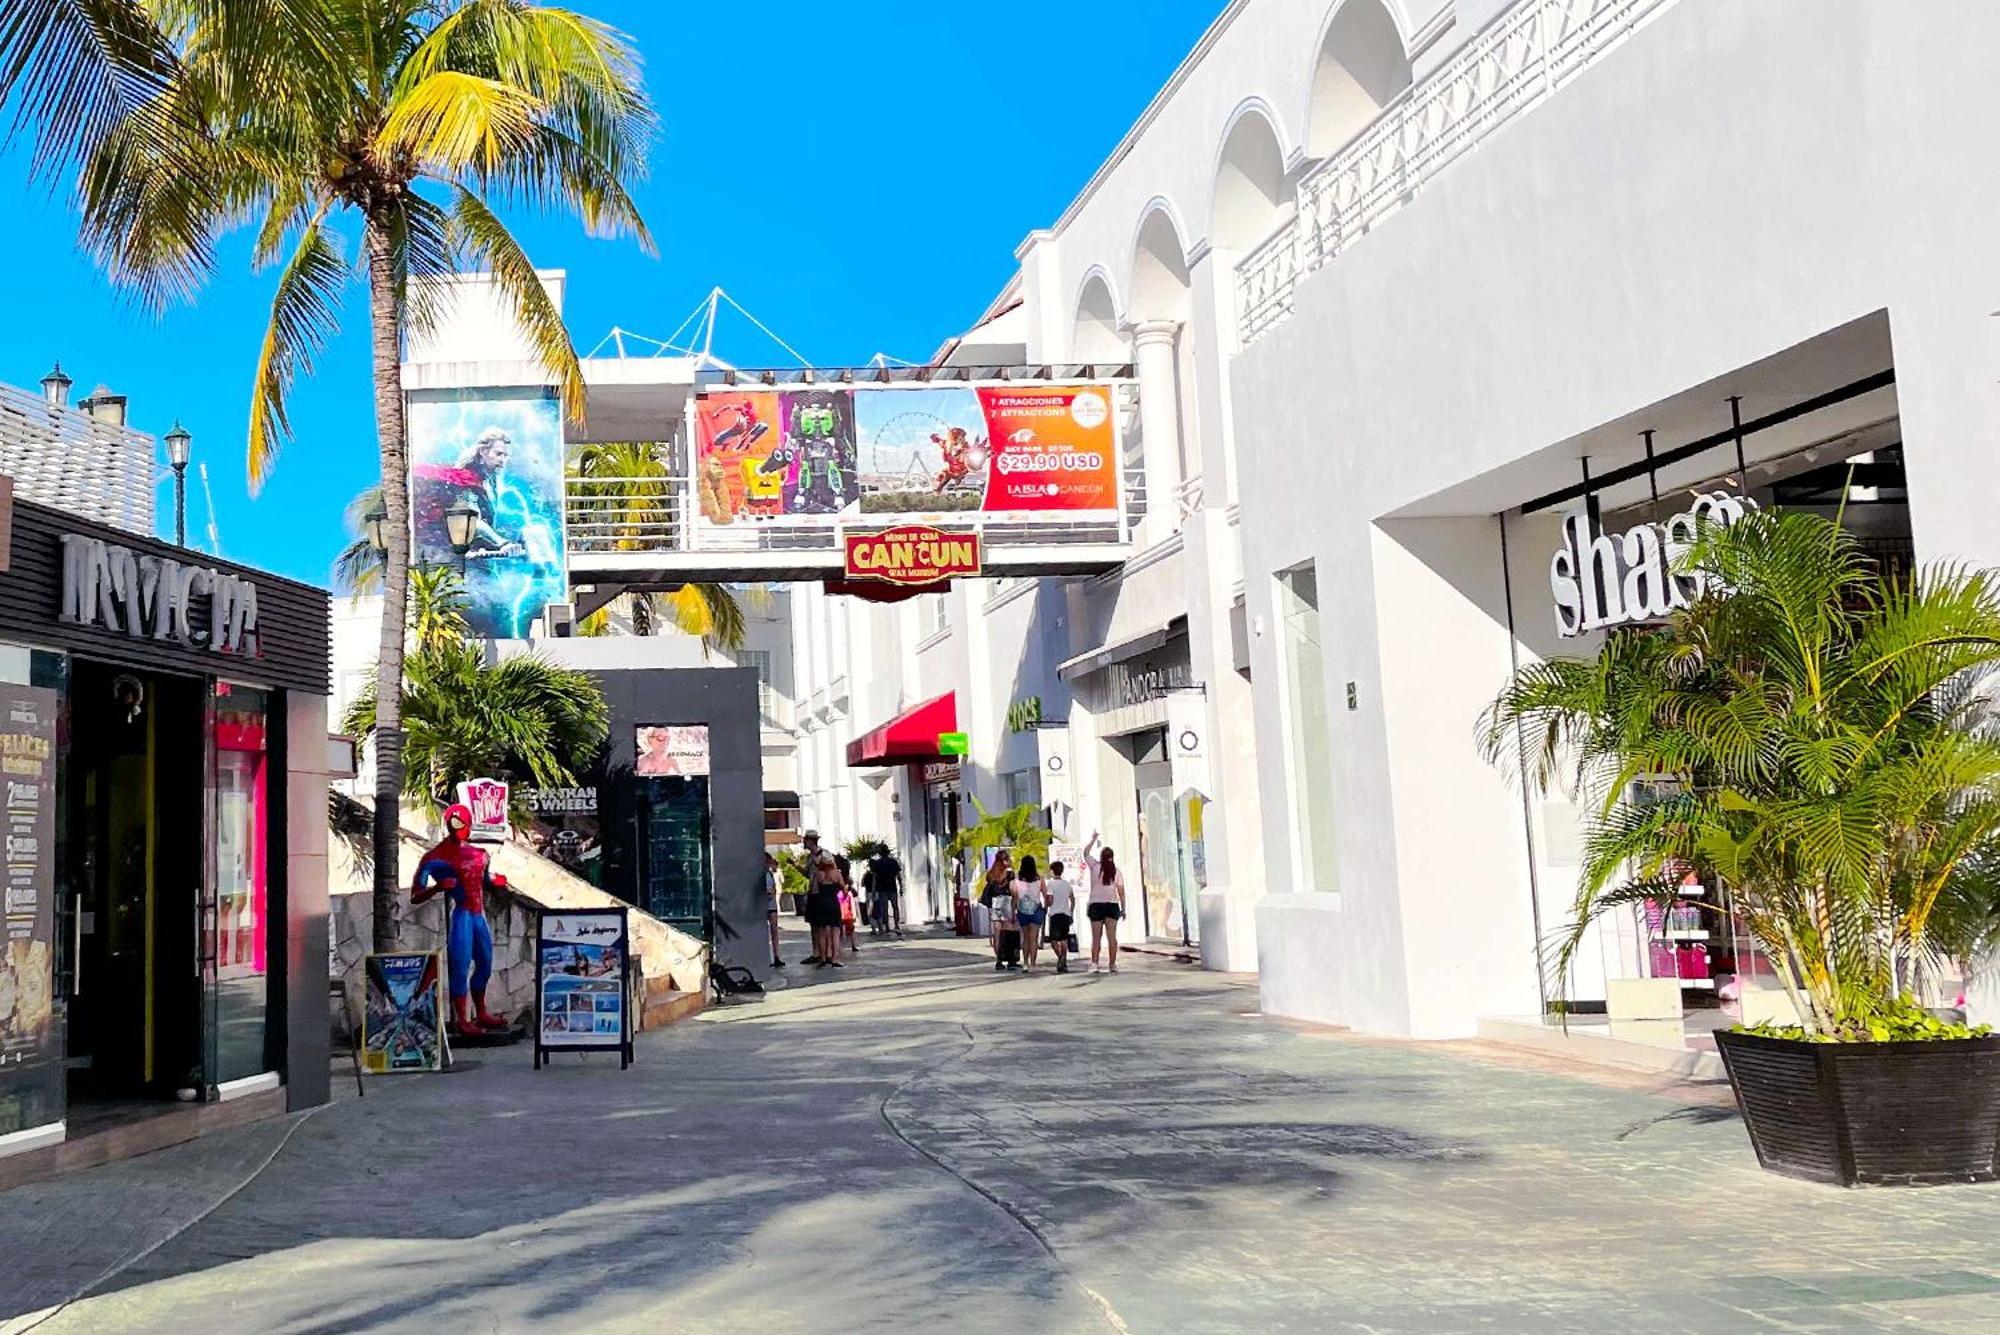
left=0, top=686, right=57, bottom=1134
left=536, top=910, right=629, bottom=1067
left=636, top=724, right=710, bottom=777
left=408, top=387, right=567, bottom=640
left=692, top=382, right=1121, bottom=529
left=362, top=952, right=444, bottom=1073
left=455, top=777, right=511, bottom=844
left=523, top=786, right=602, bottom=886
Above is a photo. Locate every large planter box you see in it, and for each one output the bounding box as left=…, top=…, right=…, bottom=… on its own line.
left=1714, top=1028, right=2000, bottom=1186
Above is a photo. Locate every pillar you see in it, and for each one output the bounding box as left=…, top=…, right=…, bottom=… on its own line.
left=1131, top=319, right=1185, bottom=536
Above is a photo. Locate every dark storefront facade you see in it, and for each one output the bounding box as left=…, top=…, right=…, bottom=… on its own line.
left=516, top=662, right=766, bottom=980
left=0, top=492, right=332, bottom=1167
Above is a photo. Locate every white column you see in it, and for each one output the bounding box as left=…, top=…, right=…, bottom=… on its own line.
left=1130, top=319, right=1185, bottom=537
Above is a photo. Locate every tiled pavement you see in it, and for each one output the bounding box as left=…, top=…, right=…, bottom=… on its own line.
left=7, top=927, right=2000, bottom=1332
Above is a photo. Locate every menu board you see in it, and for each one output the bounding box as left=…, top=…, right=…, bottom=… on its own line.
left=0, top=686, right=57, bottom=1132
left=535, top=909, right=630, bottom=1069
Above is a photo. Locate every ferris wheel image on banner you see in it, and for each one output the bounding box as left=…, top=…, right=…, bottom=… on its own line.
left=860, top=409, right=989, bottom=514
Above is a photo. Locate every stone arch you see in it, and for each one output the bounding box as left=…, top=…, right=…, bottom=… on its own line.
left=1128, top=198, right=1193, bottom=324
left=1304, top=0, right=1412, bottom=159
left=1071, top=267, right=1126, bottom=364
left=1210, top=99, right=1294, bottom=251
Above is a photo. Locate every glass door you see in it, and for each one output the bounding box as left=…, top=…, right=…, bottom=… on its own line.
left=639, top=776, right=712, bottom=939
left=207, top=684, right=271, bottom=1090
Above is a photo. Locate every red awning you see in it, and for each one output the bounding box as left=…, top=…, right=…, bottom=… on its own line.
left=846, top=691, right=957, bottom=768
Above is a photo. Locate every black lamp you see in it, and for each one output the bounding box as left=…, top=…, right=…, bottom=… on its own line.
left=40, top=362, right=72, bottom=409
left=164, top=420, right=192, bottom=546
left=363, top=503, right=391, bottom=552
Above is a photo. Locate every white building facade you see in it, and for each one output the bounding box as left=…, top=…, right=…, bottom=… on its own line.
left=796, top=0, right=2000, bottom=1037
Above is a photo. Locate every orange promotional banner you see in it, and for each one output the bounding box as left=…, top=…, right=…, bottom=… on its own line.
left=976, top=385, right=1119, bottom=512
left=843, top=525, right=982, bottom=586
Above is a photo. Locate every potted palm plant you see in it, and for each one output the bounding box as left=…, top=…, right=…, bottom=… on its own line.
left=1483, top=509, right=2000, bottom=1186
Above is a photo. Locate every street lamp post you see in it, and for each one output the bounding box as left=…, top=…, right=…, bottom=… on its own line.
left=164, top=420, right=192, bottom=547
left=444, top=501, right=480, bottom=557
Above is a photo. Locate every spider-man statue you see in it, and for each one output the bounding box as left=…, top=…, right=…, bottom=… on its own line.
left=412, top=803, right=512, bottom=1034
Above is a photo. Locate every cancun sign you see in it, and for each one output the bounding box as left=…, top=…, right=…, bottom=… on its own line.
left=842, top=525, right=981, bottom=587
left=1549, top=491, right=1757, bottom=638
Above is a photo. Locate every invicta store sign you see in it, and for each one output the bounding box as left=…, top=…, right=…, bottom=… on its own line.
left=59, top=534, right=262, bottom=655
left=843, top=525, right=982, bottom=587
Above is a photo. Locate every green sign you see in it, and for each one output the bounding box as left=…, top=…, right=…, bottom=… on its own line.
left=937, top=731, right=969, bottom=756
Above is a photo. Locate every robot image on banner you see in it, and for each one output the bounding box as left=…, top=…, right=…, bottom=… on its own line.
left=413, top=803, right=514, bottom=1036
left=761, top=391, right=857, bottom=515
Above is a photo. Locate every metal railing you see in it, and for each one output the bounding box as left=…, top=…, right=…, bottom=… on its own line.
left=1237, top=0, right=1677, bottom=345
left=565, top=463, right=1152, bottom=559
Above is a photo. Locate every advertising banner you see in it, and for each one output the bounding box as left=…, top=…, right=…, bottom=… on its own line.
left=692, top=382, right=1121, bottom=529
left=636, top=724, right=710, bottom=778
left=0, top=686, right=57, bottom=1130
left=455, top=777, right=511, bottom=843
left=536, top=909, right=630, bottom=1068
left=1166, top=690, right=1211, bottom=800
left=843, top=525, right=981, bottom=586
left=408, top=387, right=567, bottom=640
left=523, top=786, right=602, bottom=886
left=362, top=952, right=445, bottom=1073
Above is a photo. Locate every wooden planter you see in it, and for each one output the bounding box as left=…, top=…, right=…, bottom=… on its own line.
left=1714, top=1028, right=2000, bottom=1186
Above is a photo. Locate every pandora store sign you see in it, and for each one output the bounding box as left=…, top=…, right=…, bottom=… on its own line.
left=59, top=534, right=261, bottom=655
left=1548, top=491, right=1756, bottom=638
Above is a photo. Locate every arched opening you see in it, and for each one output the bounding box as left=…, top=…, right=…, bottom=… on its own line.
left=1305, top=0, right=1412, bottom=159
left=1129, top=204, right=1192, bottom=324
left=1211, top=106, right=1293, bottom=251
left=1071, top=271, right=1125, bottom=364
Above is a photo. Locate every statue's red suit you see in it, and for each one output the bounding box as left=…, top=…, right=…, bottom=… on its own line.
left=413, top=803, right=511, bottom=1033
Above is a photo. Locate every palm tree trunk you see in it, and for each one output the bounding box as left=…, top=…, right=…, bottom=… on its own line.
left=365, top=215, right=411, bottom=951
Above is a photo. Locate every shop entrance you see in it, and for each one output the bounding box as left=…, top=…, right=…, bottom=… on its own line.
left=1130, top=729, right=1198, bottom=946
left=637, top=775, right=712, bottom=940
left=60, top=662, right=206, bottom=1113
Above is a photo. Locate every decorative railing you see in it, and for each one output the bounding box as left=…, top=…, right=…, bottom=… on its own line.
left=1237, top=0, right=1676, bottom=345
left=1175, top=472, right=1205, bottom=523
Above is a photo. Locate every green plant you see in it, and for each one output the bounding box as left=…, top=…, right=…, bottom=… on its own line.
left=1741, top=996, right=1992, bottom=1044
left=11, top=0, right=652, bottom=951
left=946, top=799, right=1051, bottom=870
left=773, top=848, right=810, bottom=898
left=1482, top=509, right=2000, bottom=1039
left=841, top=835, right=889, bottom=862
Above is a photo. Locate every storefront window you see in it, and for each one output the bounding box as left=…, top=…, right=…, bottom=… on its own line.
left=1276, top=565, right=1339, bottom=892
left=212, top=683, right=270, bottom=1084
left=0, top=646, right=67, bottom=1143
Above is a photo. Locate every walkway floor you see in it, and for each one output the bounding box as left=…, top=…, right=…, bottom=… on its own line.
left=7, top=927, right=2000, bottom=1333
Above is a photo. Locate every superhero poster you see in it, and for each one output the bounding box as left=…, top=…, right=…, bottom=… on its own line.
left=407, top=387, right=568, bottom=640
left=362, top=952, right=444, bottom=1073
left=692, top=389, right=858, bottom=526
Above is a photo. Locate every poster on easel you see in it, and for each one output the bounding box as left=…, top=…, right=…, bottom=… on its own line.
left=535, top=909, right=631, bottom=1070
left=362, top=952, right=445, bottom=1073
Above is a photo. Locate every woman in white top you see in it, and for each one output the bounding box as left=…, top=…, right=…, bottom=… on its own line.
left=1045, top=860, right=1077, bottom=974
left=1013, top=854, right=1049, bottom=972
left=1083, top=838, right=1128, bottom=974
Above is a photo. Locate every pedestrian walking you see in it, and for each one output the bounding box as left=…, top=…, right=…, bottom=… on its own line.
left=980, top=850, right=1019, bottom=971
left=1046, top=859, right=1077, bottom=974
left=765, top=852, right=785, bottom=968
left=1084, top=840, right=1127, bottom=973
left=808, top=851, right=845, bottom=968
left=1014, top=855, right=1048, bottom=972
left=868, top=848, right=904, bottom=936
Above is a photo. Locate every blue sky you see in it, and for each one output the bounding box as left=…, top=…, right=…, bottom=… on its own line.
left=0, top=0, right=1222, bottom=586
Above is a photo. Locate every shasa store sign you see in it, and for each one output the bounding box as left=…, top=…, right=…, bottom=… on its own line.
left=1548, top=491, right=1756, bottom=638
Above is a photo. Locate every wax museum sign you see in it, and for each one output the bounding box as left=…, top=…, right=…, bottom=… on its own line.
left=59, top=534, right=261, bottom=655
left=1548, top=491, right=1757, bottom=638
left=842, top=525, right=981, bottom=586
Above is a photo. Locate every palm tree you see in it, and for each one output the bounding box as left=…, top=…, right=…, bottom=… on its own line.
left=344, top=570, right=608, bottom=823
left=333, top=485, right=386, bottom=593
left=11, top=2, right=654, bottom=948
left=1481, top=510, right=2000, bottom=1037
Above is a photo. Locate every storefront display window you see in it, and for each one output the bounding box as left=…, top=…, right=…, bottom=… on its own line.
left=212, top=683, right=270, bottom=1084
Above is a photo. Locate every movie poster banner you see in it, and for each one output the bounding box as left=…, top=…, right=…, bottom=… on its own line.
left=408, top=387, right=567, bottom=640
left=691, top=382, right=1121, bottom=528
left=536, top=909, right=630, bottom=1068
left=0, top=686, right=58, bottom=1137
left=363, top=952, right=445, bottom=1073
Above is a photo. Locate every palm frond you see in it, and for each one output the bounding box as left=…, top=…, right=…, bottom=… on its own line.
left=246, top=200, right=346, bottom=488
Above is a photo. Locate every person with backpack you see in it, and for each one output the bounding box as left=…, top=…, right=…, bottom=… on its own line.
left=980, top=850, right=1019, bottom=971
left=1014, top=855, right=1049, bottom=973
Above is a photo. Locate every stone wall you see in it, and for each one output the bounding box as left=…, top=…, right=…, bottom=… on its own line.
left=329, top=799, right=707, bottom=1030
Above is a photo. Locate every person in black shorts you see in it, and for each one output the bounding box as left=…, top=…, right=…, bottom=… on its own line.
left=1045, top=860, right=1077, bottom=974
